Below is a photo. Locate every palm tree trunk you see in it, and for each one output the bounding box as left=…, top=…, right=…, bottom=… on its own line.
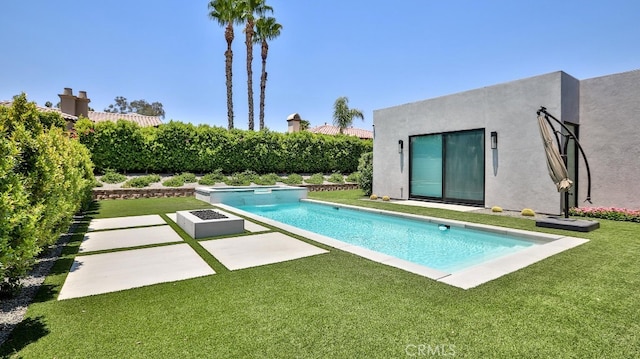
left=259, top=40, right=268, bottom=130
left=245, top=22, right=255, bottom=130
left=225, top=23, right=234, bottom=129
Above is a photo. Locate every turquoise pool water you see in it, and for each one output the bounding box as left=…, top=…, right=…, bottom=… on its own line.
left=237, top=201, right=536, bottom=272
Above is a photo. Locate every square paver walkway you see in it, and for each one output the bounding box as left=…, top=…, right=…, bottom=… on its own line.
left=79, top=225, right=184, bottom=253
left=200, top=232, right=328, bottom=270
left=58, top=243, right=215, bottom=300
left=88, top=214, right=167, bottom=232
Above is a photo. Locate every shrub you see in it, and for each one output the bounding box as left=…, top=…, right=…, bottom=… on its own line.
left=225, top=174, right=250, bottom=186
left=327, top=172, right=345, bottom=184
left=305, top=173, right=325, bottom=185
left=178, top=172, right=197, bottom=183
left=254, top=173, right=281, bottom=186
left=225, top=170, right=258, bottom=186
left=491, top=206, right=503, bottom=213
left=122, top=174, right=160, bottom=188
left=281, top=173, right=303, bottom=185
left=382, top=196, right=390, bottom=201
left=357, top=151, right=373, bottom=196
left=370, top=194, right=378, bottom=200
left=521, top=208, right=536, bottom=217
left=0, top=94, right=94, bottom=297
left=163, top=176, right=185, bottom=187
left=346, top=172, right=360, bottom=183
left=569, top=207, right=640, bottom=222
left=78, top=122, right=373, bottom=174
left=100, top=169, right=127, bottom=184
left=199, top=169, right=226, bottom=185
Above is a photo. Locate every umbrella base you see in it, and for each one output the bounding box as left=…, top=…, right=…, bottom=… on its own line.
left=535, top=216, right=600, bottom=232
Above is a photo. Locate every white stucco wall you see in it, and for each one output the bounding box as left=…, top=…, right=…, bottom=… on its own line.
left=373, top=71, right=580, bottom=214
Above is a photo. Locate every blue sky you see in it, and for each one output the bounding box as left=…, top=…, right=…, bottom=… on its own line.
left=1, top=0, right=638, bottom=132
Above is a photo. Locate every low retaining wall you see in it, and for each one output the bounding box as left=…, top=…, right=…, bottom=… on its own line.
left=93, top=188, right=195, bottom=200
left=93, top=183, right=359, bottom=200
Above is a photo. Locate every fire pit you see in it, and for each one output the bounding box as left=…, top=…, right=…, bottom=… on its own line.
left=190, top=209, right=228, bottom=220
left=176, top=209, right=244, bottom=239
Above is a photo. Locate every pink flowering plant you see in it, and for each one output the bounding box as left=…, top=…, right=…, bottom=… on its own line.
left=569, top=207, right=640, bottom=223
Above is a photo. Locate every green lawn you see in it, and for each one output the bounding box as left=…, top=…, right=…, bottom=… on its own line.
left=2, top=192, right=638, bottom=358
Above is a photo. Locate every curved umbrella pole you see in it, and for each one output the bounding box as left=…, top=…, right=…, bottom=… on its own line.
left=537, top=107, right=593, bottom=209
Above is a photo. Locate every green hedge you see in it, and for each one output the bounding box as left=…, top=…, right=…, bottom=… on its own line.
left=1, top=94, right=95, bottom=296
left=357, top=151, right=373, bottom=196
left=77, top=120, right=372, bottom=174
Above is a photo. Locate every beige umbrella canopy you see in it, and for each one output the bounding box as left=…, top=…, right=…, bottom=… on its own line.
left=537, top=115, right=573, bottom=192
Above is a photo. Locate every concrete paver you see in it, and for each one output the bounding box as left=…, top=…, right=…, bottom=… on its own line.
left=200, top=232, right=328, bottom=270
left=59, top=243, right=215, bottom=300
left=88, top=215, right=167, bottom=232
left=79, top=225, right=184, bottom=253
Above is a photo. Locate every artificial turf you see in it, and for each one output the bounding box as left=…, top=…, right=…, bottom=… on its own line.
left=1, top=193, right=638, bottom=358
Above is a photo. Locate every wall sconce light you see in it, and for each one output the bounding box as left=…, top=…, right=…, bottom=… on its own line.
left=398, top=139, right=404, bottom=154
left=490, top=131, right=498, bottom=149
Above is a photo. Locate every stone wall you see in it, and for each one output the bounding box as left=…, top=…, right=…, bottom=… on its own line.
left=93, top=188, right=195, bottom=200
left=93, top=184, right=359, bottom=200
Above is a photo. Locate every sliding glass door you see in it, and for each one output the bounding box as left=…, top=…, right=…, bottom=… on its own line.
left=409, top=135, right=442, bottom=198
left=410, top=129, right=485, bottom=205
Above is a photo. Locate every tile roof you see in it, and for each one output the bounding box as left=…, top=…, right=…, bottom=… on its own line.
left=87, top=111, right=163, bottom=127
left=1, top=101, right=161, bottom=126
left=308, top=124, right=373, bottom=139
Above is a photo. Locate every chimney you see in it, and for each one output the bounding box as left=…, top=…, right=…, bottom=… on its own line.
left=58, top=87, right=76, bottom=117
left=287, top=113, right=301, bottom=133
left=75, top=90, right=91, bottom=117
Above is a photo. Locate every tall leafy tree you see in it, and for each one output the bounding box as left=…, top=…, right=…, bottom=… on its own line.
left=240, top=0, right=272, bottom=130
left=104, top=96, right=131, bottom=114
left=209, top=0, right=242, bottom=129
left=332, top=96, right=364, bottom=133
left=104, top=97, right=165, bottom=118
left=300, top=119, right=310, bottom=131
left=254, top=16, right=282, bottom=130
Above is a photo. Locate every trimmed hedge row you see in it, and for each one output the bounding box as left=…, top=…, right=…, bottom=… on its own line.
left=76, top=119, right=373, bottom=174
left=0, top=94, right=95, bottom=296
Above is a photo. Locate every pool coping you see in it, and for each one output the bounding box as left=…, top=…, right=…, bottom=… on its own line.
left=216, top=200, right=589, bottom=289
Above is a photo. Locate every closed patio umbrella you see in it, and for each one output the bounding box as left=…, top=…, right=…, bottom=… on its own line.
left=537, top=115, right=573, bottom=192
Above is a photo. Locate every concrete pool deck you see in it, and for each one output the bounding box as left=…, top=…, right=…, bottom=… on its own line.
left=217, top=201, right=589, bottom=290
left=59, top=213, right=325, bottom=300
left=59, top=203, right=590, bottom=299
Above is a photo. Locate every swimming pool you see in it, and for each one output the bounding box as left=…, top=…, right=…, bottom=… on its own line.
left=215, top=199, right=588, bottom=289
left=237, top=201, right=535, bottom=272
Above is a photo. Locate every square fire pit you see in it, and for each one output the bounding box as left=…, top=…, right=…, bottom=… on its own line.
left=176, top=209, right=244, bottom=239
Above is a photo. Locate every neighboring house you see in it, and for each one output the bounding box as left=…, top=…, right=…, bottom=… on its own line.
left=58, top=88, right=163, bottom=127
left=286, top=112, right=373, bottom=140
left=373, top=69, right=640, bottom=214
left=308, top=124, right=373, bottom=140
left=1, top=88, right=163, bottom=129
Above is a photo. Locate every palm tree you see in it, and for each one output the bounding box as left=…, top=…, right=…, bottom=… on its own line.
left=254, top=16, right=282, bottom=130
left=239, top=0, right=272, bottom=130
left=208, top=0, right=242, bottom=130
left=332, top=96, right=364, bottom=134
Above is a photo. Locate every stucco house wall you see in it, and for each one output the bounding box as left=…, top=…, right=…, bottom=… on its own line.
left=373, top=71, right=582, bottom=214
left=579, top=70, right=640, bottom=209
